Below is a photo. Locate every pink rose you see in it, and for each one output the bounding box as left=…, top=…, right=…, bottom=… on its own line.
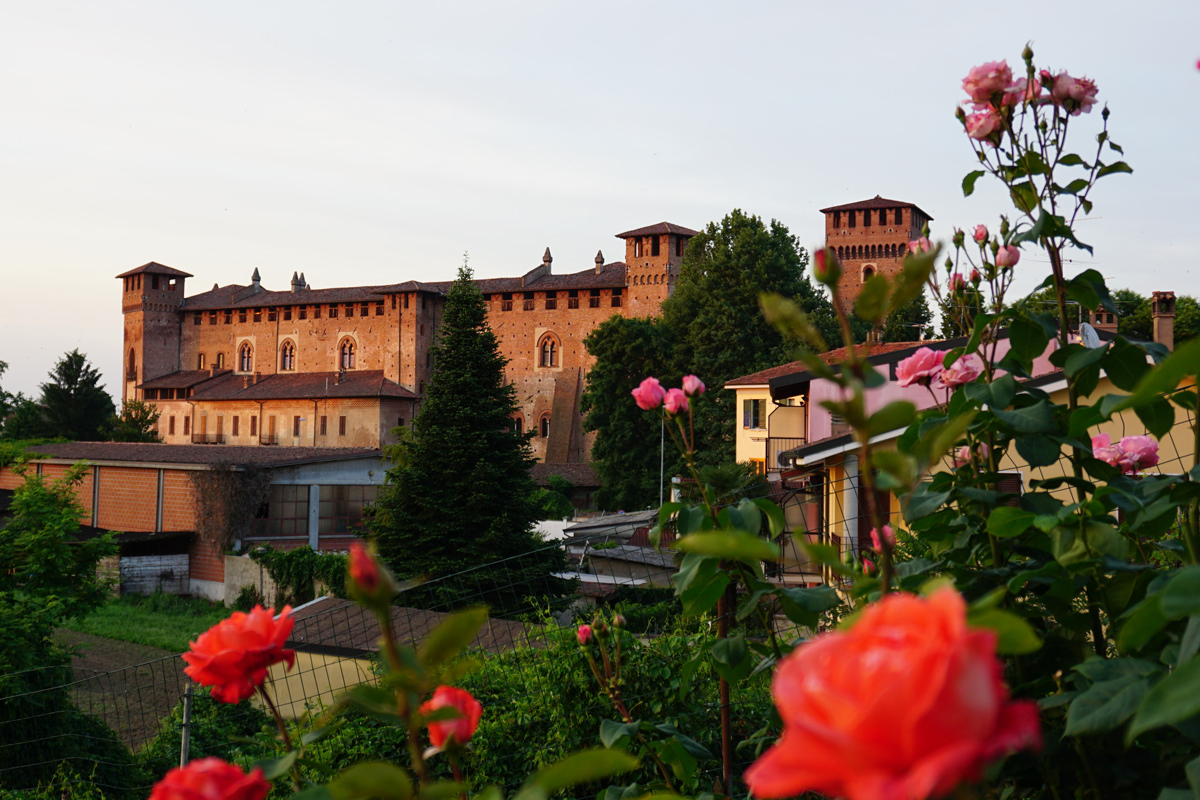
left=970, top=269, right=981, bottom=284
left=1051, top=72, right=1098, bottom=115
left=973, top=225, right=988, bottom=244
left=1002, top=77, right=1040, bottom=108
left=953, top=442, right=990, bottom=468
left=949, top=273, right=966, bottom=293
left=1118, top=435, right=1159, bottom=475
left=870, top=525, right=895, bottom=552
left=1091, top=433, right=1123, bottom=468
left=938, top=353, right=984, bottom=389
left=862, top=558, right=875, bottom=575
left=664, top=387, right=689, bottom=416
left=965, top=108, right=1004, bottom=144
left=577, top=624, right=592, bottom=645
left=631, top=377, right=666, bottom=410
left=962, top=60, right=1014, bottom=106
left=746, top=589, right=1041, bottom=800
left=895, top=347, right=944, bottom=388
left=908, top=237, right=931, bottom=254
left=996, top=245, right=1021, bottom=267
left=682, top=374, right=706, bottom=397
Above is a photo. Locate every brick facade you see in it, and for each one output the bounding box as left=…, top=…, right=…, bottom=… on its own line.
left=820, top=197, right=933, bottom=307
left=122, top=222, right=699, bottom=466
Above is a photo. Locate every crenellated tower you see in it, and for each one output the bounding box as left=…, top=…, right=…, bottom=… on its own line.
left=117, top=262, right=191, bottom=402
left=616, top=222, right=699, bottom=317
left=821, top=197, right=933, bottom=309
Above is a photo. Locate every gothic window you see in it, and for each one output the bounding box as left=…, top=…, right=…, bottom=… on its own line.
left=511, top=415, right=524, bottom=434
left=127, top=349, right=136, bottom=380
left=239, top=343, right=253, bottom=372
left=539, top=333, right=559, bottom=368
left=340, top=339, right=356, bottom=370
left=540, top=414, right=551, bottom=438
left=863, top=266, right=875, bottom=281
left=280, top=341, right=296, bottom=371
left=197, top=353, right=206, bottom=370
left=216, top=353, right=225, bottom=369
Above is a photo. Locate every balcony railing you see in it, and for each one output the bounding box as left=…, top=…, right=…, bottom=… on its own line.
left=259, top=434, right=280, bottom=446
left=191, top=433, right=225, bottom=444
left=767, top=437, right=807, bottom=471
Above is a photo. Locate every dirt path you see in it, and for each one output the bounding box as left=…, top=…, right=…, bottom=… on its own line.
left=54, top=630, right=188, bottom=751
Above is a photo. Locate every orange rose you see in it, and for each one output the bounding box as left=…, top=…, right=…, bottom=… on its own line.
left=745, top=588, right=1040, bottom=800
left=420, top=685, right=483, bottom=749
left=182, top=605, right=295, bottom=704
left=149, top=757, right=269, bottom=800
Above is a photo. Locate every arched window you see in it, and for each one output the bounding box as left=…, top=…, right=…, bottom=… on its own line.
left=540, top=414, right=551, bottom=438
left=339, top=339, right=356, bottom=370
left=539, top=334, right=559, bottom=368
left=127, top=349, right=136, bottom=380
left=239, top=343, right=253, bottom=372
left=280, top=341, right=296, bottom=371
left=863, top=266, right=875, bottom=281
left=216, top=353, right=225, bottom=369
left=197, top=353, right=207, bottom=370
left=511, top=415, right=524, bottom=434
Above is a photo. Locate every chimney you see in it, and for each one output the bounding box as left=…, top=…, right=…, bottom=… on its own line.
left=543, top=247, right=552, bottom=268
left=1152, top=291, right=1176, bottom=351
left=595, top=250, right=604, bottom=275
left=242, top=375, right=250, bottom=389
left=291, top=271, right=300, bottom=292
left=299, top=272, right=307, bottom=289
left=210, top=365, right=218, bottom=377
left=251, top=268, right=262, bottom=293
left=1090, top=307, right=1119, bottom=336
left=253, top=371, right=262, bottom=385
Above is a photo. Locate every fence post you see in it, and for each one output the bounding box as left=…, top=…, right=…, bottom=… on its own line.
left=180, top=683, right=194, bottom=767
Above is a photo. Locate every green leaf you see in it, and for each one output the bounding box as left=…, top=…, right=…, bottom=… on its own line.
left=417, top=781, right=467, bottom=800
left=675, top=531, right=779, bottom=564
left=903, top=483, right=952, bottom=524
left=854, top=274, right=891, bottom=324
left=1065, top=675, right=1150, bottom=736
left=330, top=762, right=415, bottom=800
left=962, top=170, right=985, bottom=197
left=1014, top=434, right=1061, bottom=468
left=1114, top=336, right=1200, bottom=413
left=1187, top=755, right=1200, bottom=799
left=419, top=606, right=488, bottom=671
left=1119, top=595, right=1169, bottom=653
left=254, top=751, right=298, bottom=782
left=1007, top=313, right=1053, bottom=368
left=1129, top=655, right=1200, bottom=741
left=1103, top=339, right=1152, bottom=392
left=1010, top=181, right=1038, bottom=213
left=969, top=608, right=1042, bottom=654
left=867, top=401, right=917, bottom=437
left=1162, top=567, right=1200, bottom=620
left=994, top=400, right=1056, bottom=435
left=674, top=553, right=729, bottom=617
left=599, top=718, right=640, bottom=750
left=710, top=634, right=752, bottom=683
left=1059, top=178, right=1089, bottom=195
left=514, top=749, right=639, bottom=800
left=291, top=789, right=335, bottom=800
left=1059, top=153, right=1088, bottom=167
left=777, top=584, right=841, bottom=628
left=751, top=497, right=786, bottom=538
left=987, top=507, right=1037, bottom=539
left=1180, top=616, right=1200, bottom=665
left=1135, top=397, right=1176, bottom=439
left=1097, top=161, right=1134, bottom=178
left=1074, top=657, right=1161, bottom=683
left=759, top=294, right=830, bottom=355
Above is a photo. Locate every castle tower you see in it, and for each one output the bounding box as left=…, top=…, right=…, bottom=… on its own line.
left=616, top=222, right=700, bottom=317
left=116, top=262, right=192, bottom=402
left=820, top=197, right=933, bottom=309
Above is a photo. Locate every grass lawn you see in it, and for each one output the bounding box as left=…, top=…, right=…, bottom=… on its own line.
left=63, top=593, right=232, bottom=653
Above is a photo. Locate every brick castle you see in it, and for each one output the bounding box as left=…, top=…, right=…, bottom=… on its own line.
left=121, top=222, right=699, bottom=468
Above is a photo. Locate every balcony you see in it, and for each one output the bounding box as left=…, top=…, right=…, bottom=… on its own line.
left=259, top=434, right=280, bottom=446
left=191, top=433, right=225, bottom=444
left=767, top=437, right=807, bottom=471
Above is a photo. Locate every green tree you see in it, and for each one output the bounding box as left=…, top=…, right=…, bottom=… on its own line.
left=581, top=316, right=672, bottom=510
left=107, top=398, right=162, bottom=443
left=660, top=210, right=836, bottom=466
left=39, top=350, right=114, bottom=441
left=2, top=394, right=49, bottom=440
left=880, top=291, right=935, bottom=342
left=371, top=264, right=565, bottom=611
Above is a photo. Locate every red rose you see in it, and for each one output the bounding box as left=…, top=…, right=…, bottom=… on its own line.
left=746, top=589, right=1040, bottom=800
left=182, top=605, right=296, bottom=704
left=350, top=542, right=379, bottom=593
left=149, top=757, right=270, bottom=800
left=420, top=685, right=483, bottom=749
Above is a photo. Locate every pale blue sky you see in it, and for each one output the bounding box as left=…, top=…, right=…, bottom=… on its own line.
left=2, top=1, right=1197, bottom=401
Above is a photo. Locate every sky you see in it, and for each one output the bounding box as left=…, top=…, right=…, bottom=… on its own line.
left=2, top=1, right=1197, bottom=402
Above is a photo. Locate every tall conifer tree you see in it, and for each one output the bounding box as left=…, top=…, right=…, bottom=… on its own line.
left=372, top=265, right=563, bottom=610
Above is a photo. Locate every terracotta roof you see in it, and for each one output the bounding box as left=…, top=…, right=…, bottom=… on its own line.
left=138, top=369, right=230, bottom=390
left=115, top=262, right=194, bottom=279
left=287, top=597, right=538, bottom=655
left=819, top=196, right=934, bottom=220
left=24, top=442, right=381, bottom=467
left=188, top=370, right=417, bottom=401
left=531, top=462, right=600, bottom=487
left=725, top=340, right=945, bottom=387
left=181, top=283, right=397, bottom=311
left=615, top=222, right=700, bottom=239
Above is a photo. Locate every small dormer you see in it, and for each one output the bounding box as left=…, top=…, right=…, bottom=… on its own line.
left=616, top=222, right=699, bottom=270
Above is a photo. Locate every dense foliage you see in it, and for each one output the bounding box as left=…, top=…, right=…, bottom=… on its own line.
left=247, top=546, right=348, bottom=607
left=106, top=399, right=162, bottom=443
left=38, top=350, right=115, bottom=442
left=371, top=264, right=566, bottom=611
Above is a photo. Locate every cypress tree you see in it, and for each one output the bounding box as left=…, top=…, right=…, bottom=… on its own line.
left=372, top=264, right=564, bottom=612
